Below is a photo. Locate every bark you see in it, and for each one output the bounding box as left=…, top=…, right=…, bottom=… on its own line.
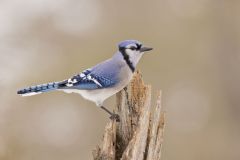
left=93, top=71, right=165, bottom=160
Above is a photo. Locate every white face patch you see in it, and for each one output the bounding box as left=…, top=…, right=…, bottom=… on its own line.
left=125, top=49, right=143, bottom=67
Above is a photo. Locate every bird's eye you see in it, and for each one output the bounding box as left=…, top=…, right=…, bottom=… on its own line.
left=129, top=46, right=137, bottom=50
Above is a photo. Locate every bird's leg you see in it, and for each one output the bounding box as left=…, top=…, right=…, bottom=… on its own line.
left=100, top=106, right=120, bottom=122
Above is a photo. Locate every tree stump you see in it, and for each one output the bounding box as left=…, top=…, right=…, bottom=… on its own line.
left=93, top=71, right=165, bottom=160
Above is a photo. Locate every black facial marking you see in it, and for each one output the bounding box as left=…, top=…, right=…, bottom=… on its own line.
left=119, top=49, right=135, bottom=73
left=129, top=46, right=137, bottom=50
left=136, top=44, right=142, bottom=50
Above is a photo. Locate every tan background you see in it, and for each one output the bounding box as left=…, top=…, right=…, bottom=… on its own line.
left=0, top=0, right=240, bottom=159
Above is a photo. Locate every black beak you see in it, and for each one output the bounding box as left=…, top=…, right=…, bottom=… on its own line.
left=140, top=46, right=153, bottom=52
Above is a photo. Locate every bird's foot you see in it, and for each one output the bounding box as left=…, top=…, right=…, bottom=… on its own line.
left=109, top=113, right=120, bottom=122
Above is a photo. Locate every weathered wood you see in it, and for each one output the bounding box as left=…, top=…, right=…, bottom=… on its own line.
left=93, top=71, right=165, bottom=160
left=146, top=91, right=165, bottom=160
left=93, top=120, right=116, bottom=160
left=120, top=85, right=151, bottom=160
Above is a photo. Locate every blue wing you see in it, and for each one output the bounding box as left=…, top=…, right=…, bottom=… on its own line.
left=58, top=69, right=116, bottom=90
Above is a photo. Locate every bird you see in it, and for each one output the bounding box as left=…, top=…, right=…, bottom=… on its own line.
left=17, top=40, right=153, bottom=121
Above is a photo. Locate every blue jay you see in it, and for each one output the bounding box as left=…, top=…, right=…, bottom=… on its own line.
left=17, top=40, right=153, bottom=121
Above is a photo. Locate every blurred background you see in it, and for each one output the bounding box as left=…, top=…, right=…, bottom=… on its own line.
left=0, top=0, right=239, bottom=159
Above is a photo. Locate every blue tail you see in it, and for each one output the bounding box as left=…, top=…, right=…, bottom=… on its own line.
left=17, top=82, right=59, bottom=96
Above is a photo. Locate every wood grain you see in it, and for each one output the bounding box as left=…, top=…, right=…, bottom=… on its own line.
left=93, top=71, right=165, bottom=160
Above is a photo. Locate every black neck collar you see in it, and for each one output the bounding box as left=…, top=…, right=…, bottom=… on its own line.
left=119, top=49, right=135, bottom=73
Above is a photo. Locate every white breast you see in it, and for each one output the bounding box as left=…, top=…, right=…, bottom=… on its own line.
left=59, top=85, right=123, bottom=107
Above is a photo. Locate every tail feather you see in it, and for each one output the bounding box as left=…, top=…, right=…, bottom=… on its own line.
left=17, top=82, right=59, bottom=96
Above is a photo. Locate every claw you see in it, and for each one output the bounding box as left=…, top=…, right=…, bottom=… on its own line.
left=109, top=113, right=120, bottom=122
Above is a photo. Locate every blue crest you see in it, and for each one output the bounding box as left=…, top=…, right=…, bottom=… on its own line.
left=118, top=40, right=142, bottom=49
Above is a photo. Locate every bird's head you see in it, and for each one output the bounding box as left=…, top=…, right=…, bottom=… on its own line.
left=118, top=40, right=153, bottom=69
